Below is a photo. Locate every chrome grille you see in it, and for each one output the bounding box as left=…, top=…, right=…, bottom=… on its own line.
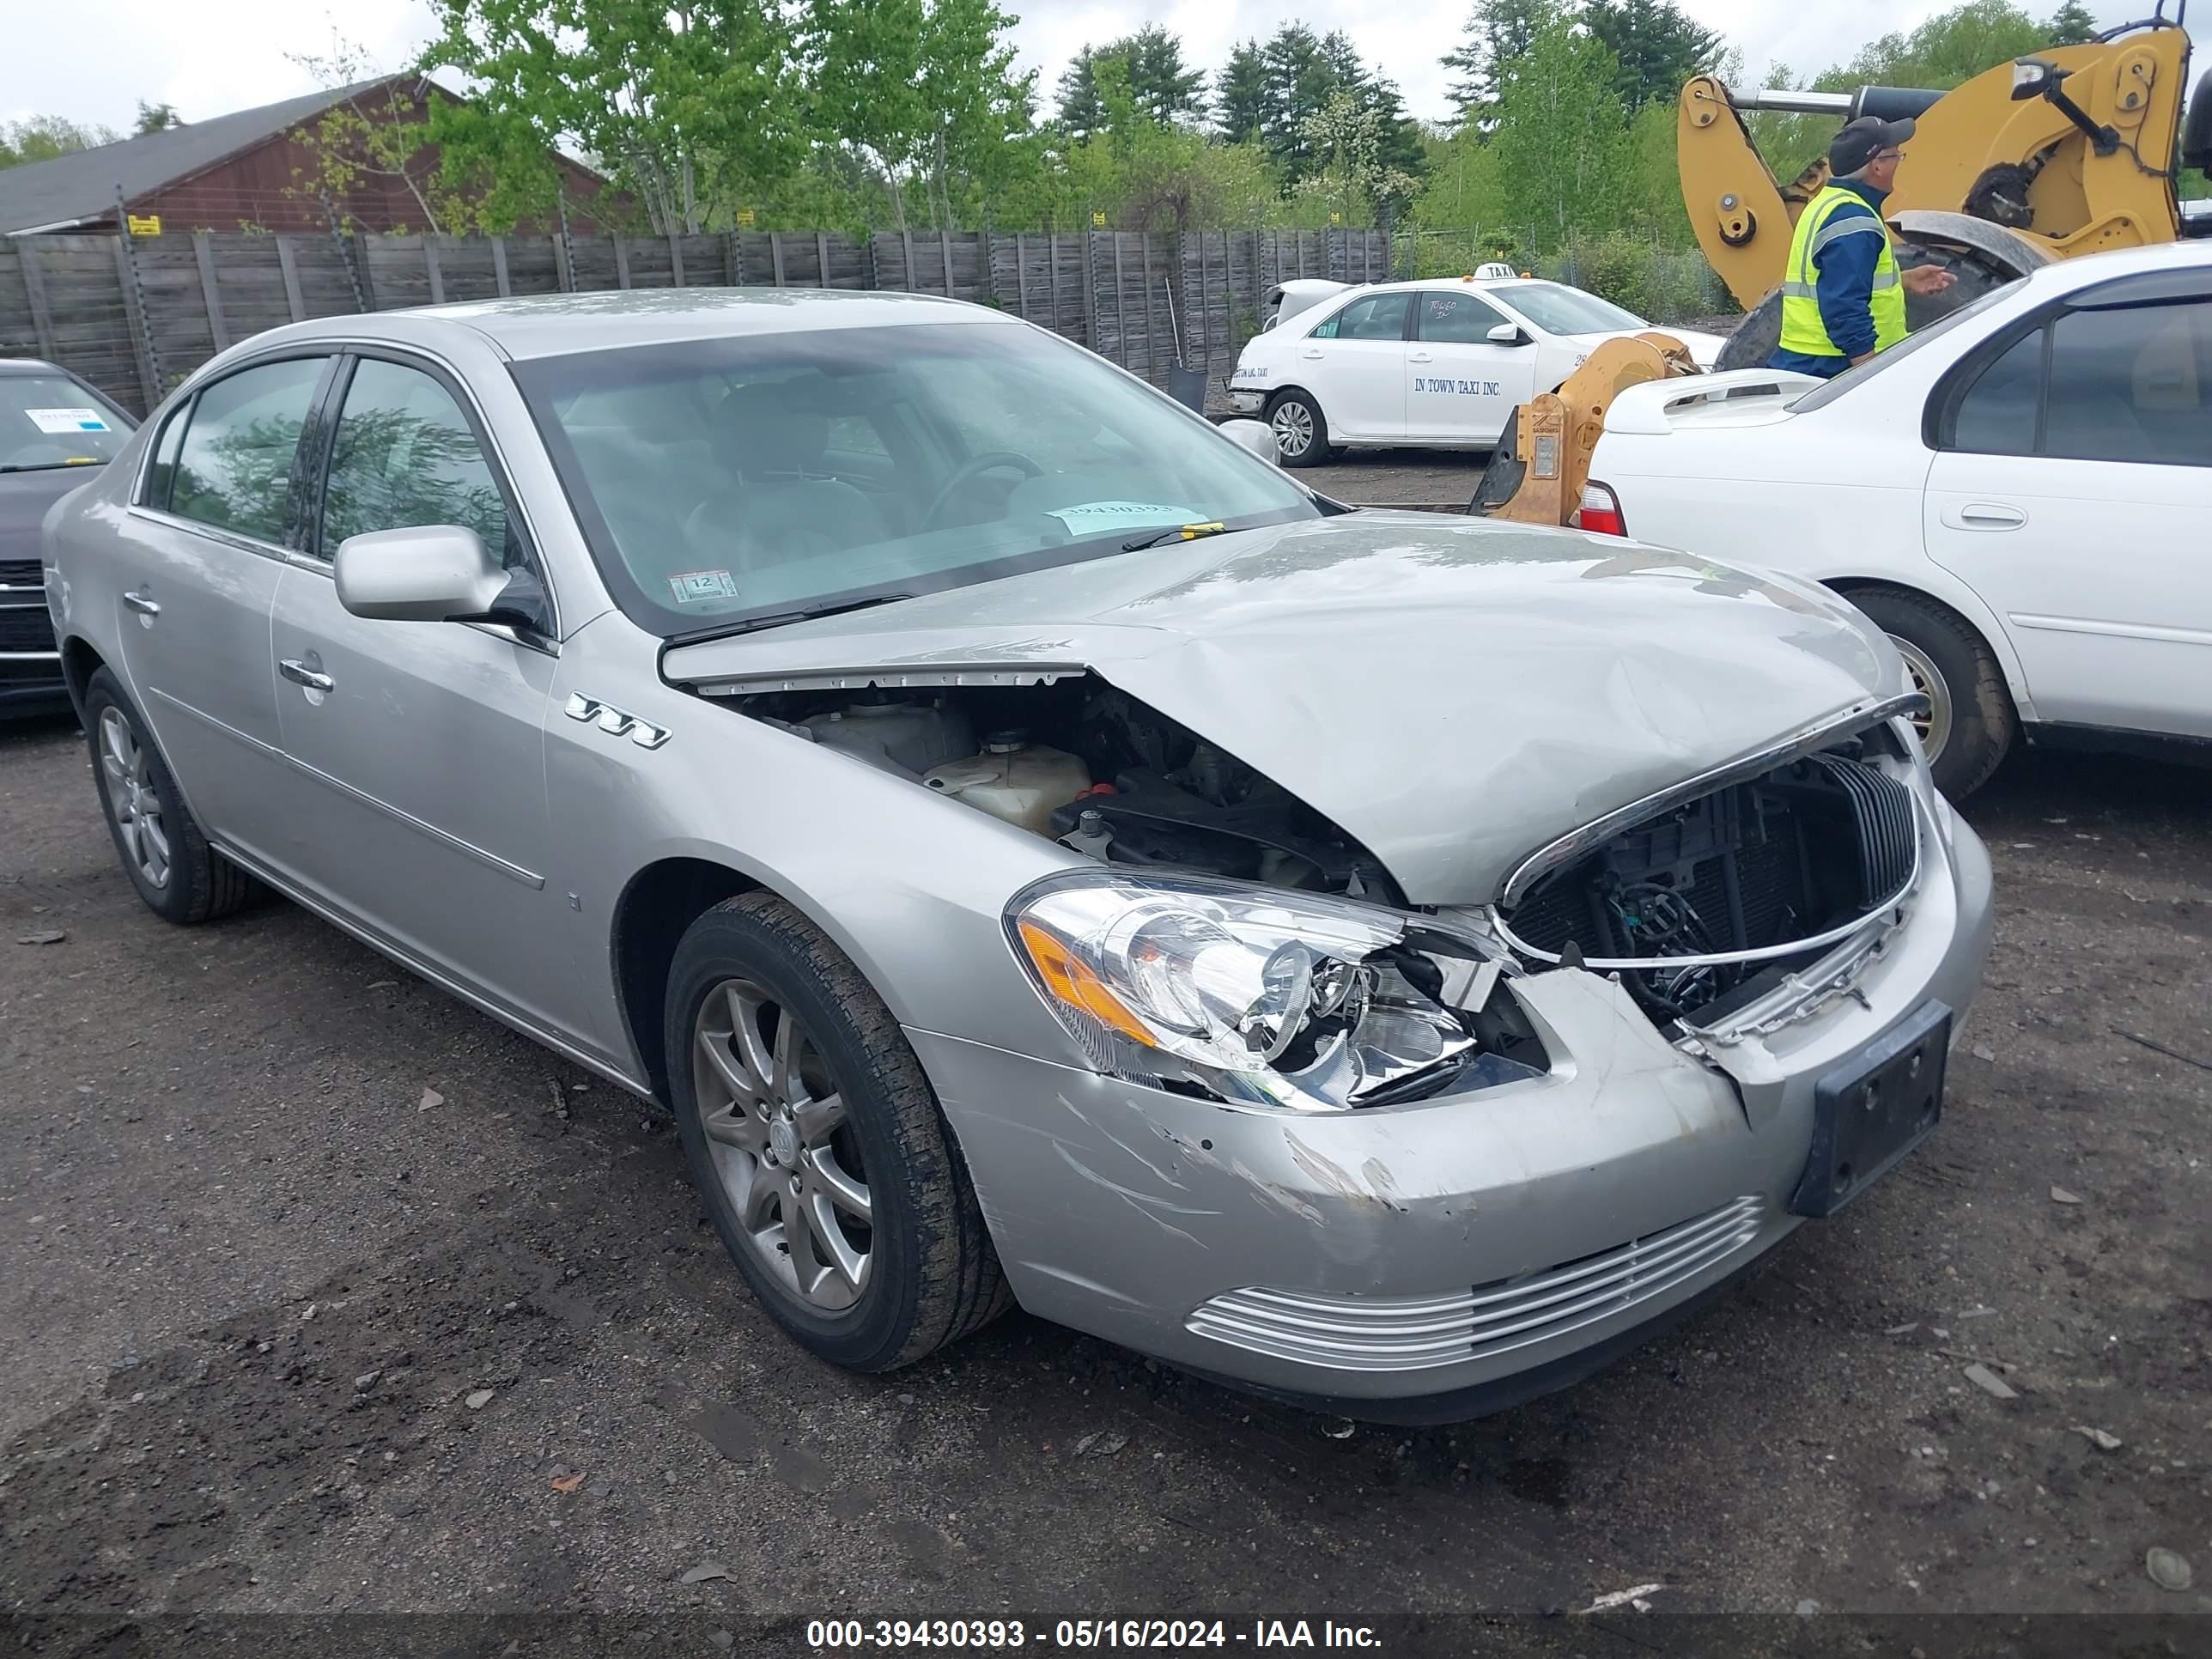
left=1187, top=1195, right=1768, bottom=1372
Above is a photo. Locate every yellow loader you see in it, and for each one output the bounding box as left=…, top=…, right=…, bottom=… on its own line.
left=1473, top=3, right=2212, bottom=527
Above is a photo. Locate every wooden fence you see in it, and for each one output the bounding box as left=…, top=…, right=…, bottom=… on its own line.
left=0, top=227, right=1390, bottom=418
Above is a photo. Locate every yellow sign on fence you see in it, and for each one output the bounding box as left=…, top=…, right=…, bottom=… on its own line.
left=734, top=209, right=757, bottom=228
left=125, top=213, right=162, bottom=236
left=1091, top=210, right=1107, bottom=228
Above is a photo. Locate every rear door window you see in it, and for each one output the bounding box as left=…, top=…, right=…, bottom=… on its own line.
left=167, top=357, right=327, bottom=544
left=2042, top=301, right=2212, bottom=467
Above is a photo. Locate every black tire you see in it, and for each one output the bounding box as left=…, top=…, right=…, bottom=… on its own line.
left=665, top=891, right=1008, bottom=1372
left=1716, top=289, right=1783, bottom=371
left=1264, top=388, right=1335, bottom=467
left=83, top=667, right=255, bottom=926
left=1842, top=586, right=2015, bottom=799
left=1468, top=405, right=1527, bottom=516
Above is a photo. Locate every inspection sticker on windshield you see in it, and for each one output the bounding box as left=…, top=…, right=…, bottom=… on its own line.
left=26, top=407, right=109, bottom=434
left=667, top=568, right=740, bottom=604
left=1047, top=501, right=1200, bottom=536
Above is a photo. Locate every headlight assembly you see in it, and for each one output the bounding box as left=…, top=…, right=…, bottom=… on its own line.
left=1006, top=873, right=1532, bottom=1112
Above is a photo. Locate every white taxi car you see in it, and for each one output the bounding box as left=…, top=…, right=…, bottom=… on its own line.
left=1227, top=277, right=1726, bottom=465
left=1584, top=243, right=2212, bottom=799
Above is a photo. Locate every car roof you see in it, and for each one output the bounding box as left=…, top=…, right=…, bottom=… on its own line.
left=236, top=287, right=1010, bottom=362
left=0, top=358, right=71, bottom=377
left=2016, top=239, right=2212, bottom=295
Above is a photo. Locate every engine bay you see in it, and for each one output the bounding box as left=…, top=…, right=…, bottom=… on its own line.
left=732, top=674, right=1403, bottom=902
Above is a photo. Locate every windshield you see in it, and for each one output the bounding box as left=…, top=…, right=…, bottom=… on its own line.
left=1489, top=282, right=1646, bottom=336
left=513, top=321, right=1319, bottom=635
left=1790, top=280, right=2026, bottom=412
left=0, top=374, right=134, bottom=471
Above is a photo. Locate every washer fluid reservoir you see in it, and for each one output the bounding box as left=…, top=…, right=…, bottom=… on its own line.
left=922, top=732, right=1091, bottom=836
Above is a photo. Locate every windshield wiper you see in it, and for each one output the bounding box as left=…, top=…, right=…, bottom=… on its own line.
left=1121, top=520, right=1230, bottom=552
left=669, top=591, right=915, bottom=645
left=0, top=462, right=101, bottom=474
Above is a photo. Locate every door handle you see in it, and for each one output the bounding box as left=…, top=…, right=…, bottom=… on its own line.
left=1298, top=348, right=1323, bottom=359
left=1944, top=501, right=2027, bottom=531
left=1408, top=351, right=1435, bottom=364
left=278, top=658, right=335, bottom=693
left=123, top=589, right=160, bottom=617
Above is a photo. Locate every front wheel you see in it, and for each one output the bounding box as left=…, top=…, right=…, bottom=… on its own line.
left=1844, top=586, right=2015, bottom=799
left=1265, top=390, right=1334, bottom=467
left=665, top=892, right=1008, bottom=1372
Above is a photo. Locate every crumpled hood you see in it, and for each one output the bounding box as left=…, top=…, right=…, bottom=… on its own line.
left=663, top=513, right=1901, bottom=904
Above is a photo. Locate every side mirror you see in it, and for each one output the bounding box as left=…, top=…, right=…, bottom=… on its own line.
left=1487, top=323, right=1534, bottom=347
left=2010, top=57, right=2057, bottom=101
left=334, top=525, right=541, bottom=629
left=1218, top=417, right=1280, bottom=466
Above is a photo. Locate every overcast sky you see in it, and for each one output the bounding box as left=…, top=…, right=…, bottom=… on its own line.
left=3, top=0, right=2148, bottom=137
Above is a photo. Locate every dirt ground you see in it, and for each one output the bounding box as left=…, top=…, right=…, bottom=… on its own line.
left=2, top=656, right=2208, bottom=1650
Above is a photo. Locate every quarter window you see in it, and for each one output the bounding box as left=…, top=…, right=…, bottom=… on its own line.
left=320, top=358, right=514, bottom=562
left=1949, top=327, right=2045, bottom=456
left=167, top=357, right=325, bottom=543
left=1417, top=291, right=1510, bottom=344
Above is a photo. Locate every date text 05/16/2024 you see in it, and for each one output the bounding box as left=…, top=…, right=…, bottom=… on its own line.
left=805, top=1620, right=1382, bottom=1650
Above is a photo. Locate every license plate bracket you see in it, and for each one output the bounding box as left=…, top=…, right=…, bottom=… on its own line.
left=1789, top=1000, right=1951, bottom=1218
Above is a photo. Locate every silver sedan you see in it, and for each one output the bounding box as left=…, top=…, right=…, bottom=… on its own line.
left=41, top=290, right=1992, bottom=1421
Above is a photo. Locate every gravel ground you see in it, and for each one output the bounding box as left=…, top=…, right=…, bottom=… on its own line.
left=2, top=699, right=2208, bottom=1648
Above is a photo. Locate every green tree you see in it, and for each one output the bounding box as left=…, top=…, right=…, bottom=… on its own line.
left=1442, top=0, right=1549, bottom=128
left=0, top=115, right=118, bottom=168
left=289, top=38, right=476, bottom=234
left=2043, top=2, right=2099, bottom=45
left=1214, top=41, right=1269, bottom=143
left=1832, top=2, right=2045, bottom=90
left=1489, top=8, right=1632, bottom=244
left=422, top=0, right=807, bottom=235
left=1295, top=88, right=1422, bottom=227
left=1055, top=25, right=1206, bottom=138
left=134, top=101, right=185, bottom=136
left=1585, top=0, right=1723, bottom=110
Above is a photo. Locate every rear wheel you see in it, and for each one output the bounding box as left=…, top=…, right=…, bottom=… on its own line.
left=1265, top=389, right=1334, bottom=467
left=665, top=892, right=1008, bottom=1372
left=1843, top=586, right=2014, bottom=799
left=84, top=668, right=255, bottom=925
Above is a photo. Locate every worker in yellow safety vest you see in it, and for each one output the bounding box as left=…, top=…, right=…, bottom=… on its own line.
left=1771, top=116, right=1957, bottom=380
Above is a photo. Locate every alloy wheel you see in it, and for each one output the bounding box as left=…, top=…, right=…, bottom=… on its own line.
left=100, top=707, right=170, bottom=890
left=1271, top=400, right=1314, bottom=459
left=1887, top=633, right=1954, bottom=768
left=692, top=978, right=872, bottom=1311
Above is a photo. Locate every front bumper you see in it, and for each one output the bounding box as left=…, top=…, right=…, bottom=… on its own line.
left=1224, top=388, right=1267, bottom=414
left=911, top=808, right=1993, bottom=1418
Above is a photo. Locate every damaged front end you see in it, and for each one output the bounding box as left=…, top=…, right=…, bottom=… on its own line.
left=1486, top=693, right=1933, bottom=1039
left=703, top=666, right=1932, bottom=1114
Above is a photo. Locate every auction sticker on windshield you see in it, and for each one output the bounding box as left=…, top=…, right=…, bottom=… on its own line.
left=26, top=408, right=110, bottom=434
left=1047, top=502, right=1199, bottom=537
left=667, top=568, right=742, bottom=604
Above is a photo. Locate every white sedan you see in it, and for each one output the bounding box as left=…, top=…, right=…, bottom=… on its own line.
left=1227, top=277, right=1726, bottom=465
left=1585, top=242, right=2212, bottom=799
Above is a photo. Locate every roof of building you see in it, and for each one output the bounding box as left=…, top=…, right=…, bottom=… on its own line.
left=0, top=80, right=398, bottom=235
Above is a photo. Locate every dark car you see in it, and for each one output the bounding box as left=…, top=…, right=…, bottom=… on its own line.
left=3, top=361, right=137, bottom=716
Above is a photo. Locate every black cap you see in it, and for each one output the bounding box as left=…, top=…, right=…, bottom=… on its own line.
left=1830, top=115, right=1915, bottom=175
